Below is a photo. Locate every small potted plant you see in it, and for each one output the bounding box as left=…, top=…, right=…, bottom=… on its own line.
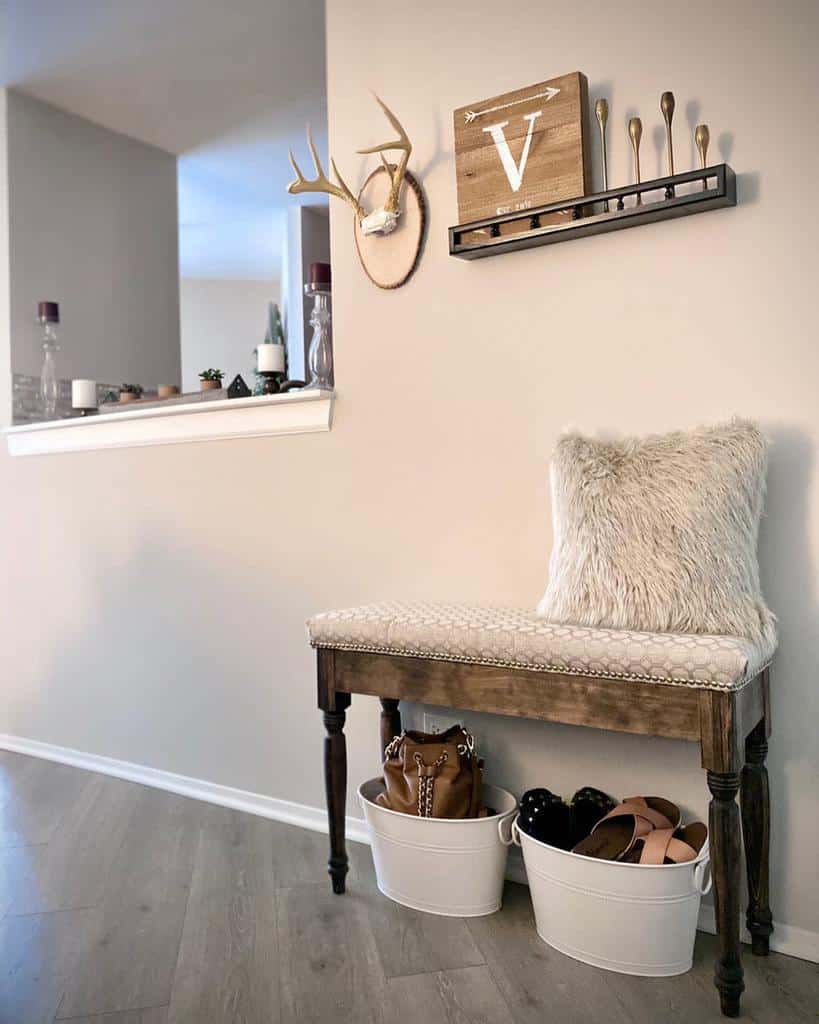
left=119, top=383, right=144, bottom=404
left=199, top=368, right=224, bottom=392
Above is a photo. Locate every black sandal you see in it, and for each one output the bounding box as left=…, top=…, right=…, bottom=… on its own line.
left=519, top=789, right=573, bottom=849
left=569, top=787, right=618, bottom=847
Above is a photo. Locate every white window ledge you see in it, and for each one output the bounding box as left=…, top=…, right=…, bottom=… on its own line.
left=4, top=389, right=334, bottom=456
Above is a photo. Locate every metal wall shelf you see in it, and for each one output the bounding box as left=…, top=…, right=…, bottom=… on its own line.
left=449, top=164, right=736, bottom=260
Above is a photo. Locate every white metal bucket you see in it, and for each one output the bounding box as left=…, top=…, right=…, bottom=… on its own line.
left=358, top=777, right=517, bottom=917
left=512, top=816, right=712, bottom=977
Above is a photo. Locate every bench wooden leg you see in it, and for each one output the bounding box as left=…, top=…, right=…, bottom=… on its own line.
left=741, top=722, right=773, bottom=955
left=379, top=698, right=401, bottom=758
left=323, top=695, right=351, bottom=894
left=708, top=770, right=744, bottom=1017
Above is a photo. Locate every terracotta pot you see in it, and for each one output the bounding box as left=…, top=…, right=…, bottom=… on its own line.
left=119, top=391, right=138, bottom=403
left=158, top=385, right=179, bottom=399
left=200, top=379, right=222, bottom=391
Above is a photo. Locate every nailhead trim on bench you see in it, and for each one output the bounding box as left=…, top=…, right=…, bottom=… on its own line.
left=310, top=640, right=771, bottom=693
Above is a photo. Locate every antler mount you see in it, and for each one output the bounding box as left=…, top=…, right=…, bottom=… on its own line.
left=287, top=94, right=425, bottom=289
left=288, top=95, right=412, bottom=237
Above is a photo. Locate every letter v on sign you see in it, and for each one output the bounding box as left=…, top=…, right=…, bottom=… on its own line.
left=482, top=111, right=544, bottom=193
left=479, top=101, right=556, bottom=193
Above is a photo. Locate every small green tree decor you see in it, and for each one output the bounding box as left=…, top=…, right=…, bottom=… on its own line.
left=254, top=301, right=286, bottom=395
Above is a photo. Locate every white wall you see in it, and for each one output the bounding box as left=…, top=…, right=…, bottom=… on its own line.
left=6, top=90, right=180, bottom=391
left=281, top=205, right=330, bottom=381
left=299, top=206, right=331, bottom=380
left=0, top=0, right=817, bottom=961
left=281, top=207, right=304, bottom=379
left=320, top=0, right=819, bottom=952
left=180, top=278, right=280, bottom=392
left=0, top=91, right=10, bottom=425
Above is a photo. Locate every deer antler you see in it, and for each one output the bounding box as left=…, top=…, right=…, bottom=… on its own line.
left=287, top=126, right=364, bottom=218
left=357, top=95, right=412, bottom=214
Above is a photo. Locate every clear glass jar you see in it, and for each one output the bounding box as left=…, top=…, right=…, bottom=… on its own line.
left=39, top=320, right=60, bottom=419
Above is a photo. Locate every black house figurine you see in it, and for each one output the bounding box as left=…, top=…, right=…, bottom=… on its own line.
left=227, top=374, right=252, bottom=399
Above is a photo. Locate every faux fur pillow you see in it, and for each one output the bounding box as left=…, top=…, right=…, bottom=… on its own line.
left=536, top=421, right=776, bottom=647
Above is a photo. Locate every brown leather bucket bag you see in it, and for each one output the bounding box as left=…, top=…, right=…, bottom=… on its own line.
left=376, top=725, right=486, bottom=818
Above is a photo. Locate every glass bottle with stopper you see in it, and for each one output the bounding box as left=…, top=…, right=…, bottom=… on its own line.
left=38, top=301, right=60, bottom=420
left=305, top=262, right=333, bottom=390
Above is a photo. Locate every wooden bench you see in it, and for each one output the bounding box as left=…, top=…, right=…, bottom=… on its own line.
left=309, top=603, right=773, bottom=1019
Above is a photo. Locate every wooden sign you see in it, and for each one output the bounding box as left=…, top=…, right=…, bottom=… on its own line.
left=453, top=72, right=592, bottom=225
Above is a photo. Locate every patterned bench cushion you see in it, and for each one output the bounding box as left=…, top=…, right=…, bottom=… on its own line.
left=307, top=602, right=775, bottom=691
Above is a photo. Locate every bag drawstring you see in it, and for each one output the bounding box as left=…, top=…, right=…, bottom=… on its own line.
left=384, top=733, right=403, bottom=759
left=414, top=750, right=448, bottom=817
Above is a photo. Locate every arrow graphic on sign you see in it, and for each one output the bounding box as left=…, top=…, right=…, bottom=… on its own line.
left=464, top=87, right=560, bottom=123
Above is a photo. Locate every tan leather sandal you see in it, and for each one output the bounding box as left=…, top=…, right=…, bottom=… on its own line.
left=571, top=796, right=680, bottom=861
left=622, top=821, right=708, bottom=865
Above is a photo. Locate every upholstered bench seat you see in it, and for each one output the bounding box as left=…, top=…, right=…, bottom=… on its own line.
left=307, top=601, right=774, bottom=692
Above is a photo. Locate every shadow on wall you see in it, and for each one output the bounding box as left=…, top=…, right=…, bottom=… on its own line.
left=712, top=129, right=760, bottom=203
left=758, top=425, right=816, bottom=894
left=412, top=106, right=449, bottom=185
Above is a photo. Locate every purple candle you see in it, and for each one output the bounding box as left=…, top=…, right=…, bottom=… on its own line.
left=309, top=262, right=331, bottom=288
left=38, top=301, right=59, bottom=323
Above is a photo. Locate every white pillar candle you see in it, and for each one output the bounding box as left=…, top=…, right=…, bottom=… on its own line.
left=72, top=379, right=98, bottom=409
left=257, top=344, right=284, bottom=373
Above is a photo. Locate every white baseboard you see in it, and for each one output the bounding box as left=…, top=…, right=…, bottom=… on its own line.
left=697, top=904, right=818, bottom=964
left=0, top=733, right=371, bottom=845
left=2, top=733, right=816, bottom=964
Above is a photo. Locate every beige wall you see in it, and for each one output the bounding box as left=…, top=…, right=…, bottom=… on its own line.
left=180, top=278, right=280, bottom=392
left=6, top=91, right=180, bottom=390
left=0, top=0, right=817, bottom=954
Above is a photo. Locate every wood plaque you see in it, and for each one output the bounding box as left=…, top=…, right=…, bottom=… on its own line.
left=353, top=166, right=426, bottom=290
left=453, top=72, right=592, bottom=225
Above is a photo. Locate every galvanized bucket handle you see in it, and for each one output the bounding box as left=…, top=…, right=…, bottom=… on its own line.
left=694, top=856, right=713, bottom=895
left=496, top=808, right=518, bottom=846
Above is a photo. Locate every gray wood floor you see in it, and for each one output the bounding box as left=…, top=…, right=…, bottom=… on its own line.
left=1, top=752, right=816, bottom=1024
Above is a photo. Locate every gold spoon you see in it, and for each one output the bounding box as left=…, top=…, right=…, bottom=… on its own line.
left=595, top=98, right=610, bottom=211
left=628, top=117, right=643, bottom=206
left=661, top=91, right=675, bottom=197
left=695, top=123, right=710, bottom=191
